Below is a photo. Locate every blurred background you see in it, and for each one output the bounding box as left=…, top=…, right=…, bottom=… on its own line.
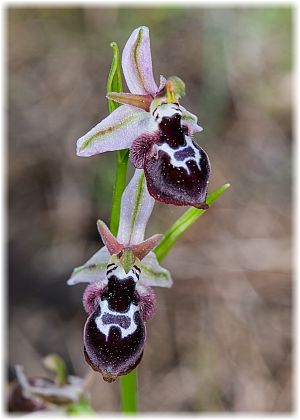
left=7, top=6, right=292, bottom=413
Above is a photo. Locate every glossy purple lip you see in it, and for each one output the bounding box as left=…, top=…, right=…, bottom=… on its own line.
left=132, top=113, right=211, bottom=208
left=83, top=276, right=146, bottom=383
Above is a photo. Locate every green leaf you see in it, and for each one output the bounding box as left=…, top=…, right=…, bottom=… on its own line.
left=154, top=183, right=230, bottom=262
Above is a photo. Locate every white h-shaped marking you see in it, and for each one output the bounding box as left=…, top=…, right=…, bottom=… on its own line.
left=155, top=136, right=202, bottom=175
left=95, top=299, right=139, bottom=341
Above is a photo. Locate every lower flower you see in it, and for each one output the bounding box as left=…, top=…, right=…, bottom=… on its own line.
left=68, top=173, right=172, bottom=382
left=78, top=222, right=159, bottom=382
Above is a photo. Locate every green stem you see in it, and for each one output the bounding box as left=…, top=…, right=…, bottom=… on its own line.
left=120, top=370, right=137, bottom=414
left=106, top=38, right=229, bottom=415
left=112, top=151, right=136, bottom=412
left=109, top=151, right=136, bottom=413
left=109, top=151, right=129, bottom=236
left=106, top=41, right=137, bottom=413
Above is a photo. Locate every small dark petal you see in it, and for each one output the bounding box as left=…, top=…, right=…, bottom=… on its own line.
left=131, top=234, right=163, bottom=261
left=97, top=221, right=124, bottom=255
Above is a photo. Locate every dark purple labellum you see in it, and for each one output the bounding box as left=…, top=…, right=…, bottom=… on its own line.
left=131, top=113, right=211, bottom=208
left=84, top=274, right=146, bottom=383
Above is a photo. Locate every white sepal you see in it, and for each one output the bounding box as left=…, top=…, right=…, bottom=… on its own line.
left=140, top=251, right=173, bottom=288
left=117, top=169, right=155, bottom=245
left=67, top=246, right=110, bottom=286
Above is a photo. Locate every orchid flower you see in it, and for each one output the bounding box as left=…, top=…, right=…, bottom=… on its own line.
left=68, top=170, right=172, bottom=382
left=13, top=365, right=85, bottom=407
left=76, top=26, right=211, bottom=209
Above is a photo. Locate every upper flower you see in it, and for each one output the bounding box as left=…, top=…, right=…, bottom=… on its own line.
left=76, top=26, right=211, bottom=209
